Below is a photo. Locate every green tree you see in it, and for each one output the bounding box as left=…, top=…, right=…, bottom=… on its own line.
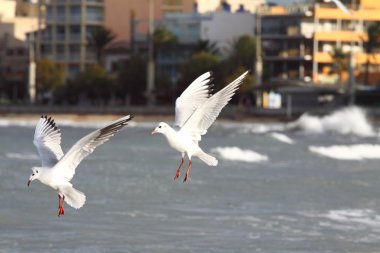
left=194, top=40, right=219, bottom=55
left=36, top=59, right=65, bottom=92
left=67, top=64, right=115, bottom=105
left=364, top=22, right=380, bottom=85
left=89, top=27, right=116, bottom=65
left=330, top=47, right=349, bottom=84
left=178, top=51, right=220, bottom=93
left=230, top=34, right=256, bottom=72
left=117, top=55, right=147, bottom=105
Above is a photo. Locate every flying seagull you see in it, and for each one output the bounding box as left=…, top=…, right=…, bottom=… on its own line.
left=152, top=71, right=248, bottom=182
left=27, top=114, right=132, bottom=216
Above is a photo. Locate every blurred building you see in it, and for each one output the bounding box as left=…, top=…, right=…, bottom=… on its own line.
left=261, top=0, right=380, bottom=86
left=196, top=0, right=264, bottom=13
left=38, top=0, right=104, bottom=77
left=0, top=0, right=38, bottom=100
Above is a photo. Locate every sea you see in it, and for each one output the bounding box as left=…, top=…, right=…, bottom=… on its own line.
left=1, top=106, right=380, bottom=253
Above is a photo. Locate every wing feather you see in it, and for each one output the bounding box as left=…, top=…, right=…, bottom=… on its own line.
left=180, top=71, right=248, bottom=142
left=33, top=115, right=64, bottom=167
left=52, top=115, right=132, bottom=181
left=330, top=0, right=351, bottom=16
left=174, top=72, right=213, bottom=128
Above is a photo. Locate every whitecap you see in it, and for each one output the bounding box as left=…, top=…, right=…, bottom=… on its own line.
left=269, top=132, right=294, bottom=144
left=323, top=209, right=380, bottom=227
left=309, top=144, right=380, bottom=160
left=288, top=106, right=375, bottom=137
left=6, top=152, right=39, bottom=160
left=211, top=146, right=268, bottom=163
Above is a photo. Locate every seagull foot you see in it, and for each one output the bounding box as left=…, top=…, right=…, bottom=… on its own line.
left=58, top=207, right=65, bottom=217
left=174, top=171, right=180, bottom=180
left=183, top=173, right=189, bottom=182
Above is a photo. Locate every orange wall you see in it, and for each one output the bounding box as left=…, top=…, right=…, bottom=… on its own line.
left=361, top=0, right=380, bottom=9
left=314, top=31, right=367, bottom=42
left=104, top=0, right=194, bottom=43
left=314, top=52, right=380, bottom=64
left=315, top=7, right=380, bottom=21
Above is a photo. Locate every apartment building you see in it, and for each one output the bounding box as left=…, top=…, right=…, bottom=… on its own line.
left=39, top=0, right=104, bottom=77
left=261, top=0, right=380, bottom=85
left=0, top=0, right=38, bottom=100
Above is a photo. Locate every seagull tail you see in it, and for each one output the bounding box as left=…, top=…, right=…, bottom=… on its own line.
left=196, top=150, right=218, bottom=166
left=62, top=186, right=86, bottom=209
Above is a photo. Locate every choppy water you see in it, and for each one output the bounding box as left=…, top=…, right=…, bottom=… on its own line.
left=2, top=108, right=380, bottom=253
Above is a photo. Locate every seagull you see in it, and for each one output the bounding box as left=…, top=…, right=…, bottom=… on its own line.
left=151, top=71, right=248, bottom=182
left=27, top=114, right=132, bottom=216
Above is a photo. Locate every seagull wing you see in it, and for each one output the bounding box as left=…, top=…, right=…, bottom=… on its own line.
left=33, top=115, right=64, bottom=167
left=331, top=0, right=352, bottom=16
left=174, top=72, right=213, bottom=128
left=180, top=71, right=248, bottom=142
left=52, top=115, right=132, bottom=181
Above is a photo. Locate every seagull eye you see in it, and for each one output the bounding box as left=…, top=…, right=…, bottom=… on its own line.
left=32, top=173, right=35, bottom=176
left=158, top=126, right=162, bottom=128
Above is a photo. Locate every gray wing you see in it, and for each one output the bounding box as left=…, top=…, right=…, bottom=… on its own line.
left=52, top=115, right=133, bottom=181
left=33, top=115, right=64, bottom=167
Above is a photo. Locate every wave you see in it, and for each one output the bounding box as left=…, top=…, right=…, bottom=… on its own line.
left=269, top=132, right=294, bottom=144
left=6, top=152, right=39, bottom=160
left=324, top=209, right=380, bottom=227
left=309, top=144, right=380, bottom=160
left=288, top=106, right=375, bottom=137
left=211, top=146, right=268, bottom=163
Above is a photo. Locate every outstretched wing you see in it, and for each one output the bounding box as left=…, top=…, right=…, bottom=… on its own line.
left=180, top=71, right=248, bottom=142
left=33, top=115, right=64, bottom=167
left=52, top=115, right=133, bottom=181
left=174, top=72, right=213, bottom=128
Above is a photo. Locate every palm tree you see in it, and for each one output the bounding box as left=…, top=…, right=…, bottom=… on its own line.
left=330, top=46, right=349, bottom=85
left=88, top=27, right=116, bottom=65
left=364, top=22, right=380, bottom=85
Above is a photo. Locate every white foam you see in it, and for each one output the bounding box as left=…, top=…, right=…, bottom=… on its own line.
left=6, top=152, right=39, bottom=160
left=309, top=144, right=380, bottom=160
left=211, top=146, right=268, bottom=163
left=323, top=209, right=380, bottom=227
left=289, top=106, right=375, bottom=137
left=269, top=132, right=294, bottom=144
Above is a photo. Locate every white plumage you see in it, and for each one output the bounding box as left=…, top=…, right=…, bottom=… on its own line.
left=152, top=71, right=248, bottom=182
left=28, top=115, right=132, bottom=216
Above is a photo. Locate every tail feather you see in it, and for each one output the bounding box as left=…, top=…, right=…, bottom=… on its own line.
left=62, top=187, right=86, bottom=209
left=196, top=150, right=218, bottom=166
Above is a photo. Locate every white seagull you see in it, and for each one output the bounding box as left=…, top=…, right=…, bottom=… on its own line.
left=152, top=71, right=248, bottom=182
left=27, top=114, right=132, bottom=216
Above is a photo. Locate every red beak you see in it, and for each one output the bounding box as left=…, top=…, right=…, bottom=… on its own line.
left=151, top=130, right=157, bottom=135
left=27, top=179, right=31, bottom=187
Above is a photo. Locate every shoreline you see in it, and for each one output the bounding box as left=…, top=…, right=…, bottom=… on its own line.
left=0, top=113, right=290, bottom=124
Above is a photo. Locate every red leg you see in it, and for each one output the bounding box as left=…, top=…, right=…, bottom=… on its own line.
left=183, top=160, right=192, bottom=182
left=58, top=195, right=65, bottom=217
left=174, top=157, right=184, bottom=180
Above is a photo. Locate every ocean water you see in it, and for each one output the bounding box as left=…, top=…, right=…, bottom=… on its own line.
left=2, top=107, right=380, bottom=253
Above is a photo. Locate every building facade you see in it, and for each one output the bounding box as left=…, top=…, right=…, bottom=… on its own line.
left=39, top=0, right=104, bottom=77
left=261, top=0, right=380, bottom=85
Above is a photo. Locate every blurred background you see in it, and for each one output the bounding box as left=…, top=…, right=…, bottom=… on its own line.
left=0, top=0, right=379, bottom=117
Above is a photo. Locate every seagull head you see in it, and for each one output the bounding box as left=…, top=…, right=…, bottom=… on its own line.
left=27, top=167, right=41, bottom=186
left=151, top=122, right=170, bottom=135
